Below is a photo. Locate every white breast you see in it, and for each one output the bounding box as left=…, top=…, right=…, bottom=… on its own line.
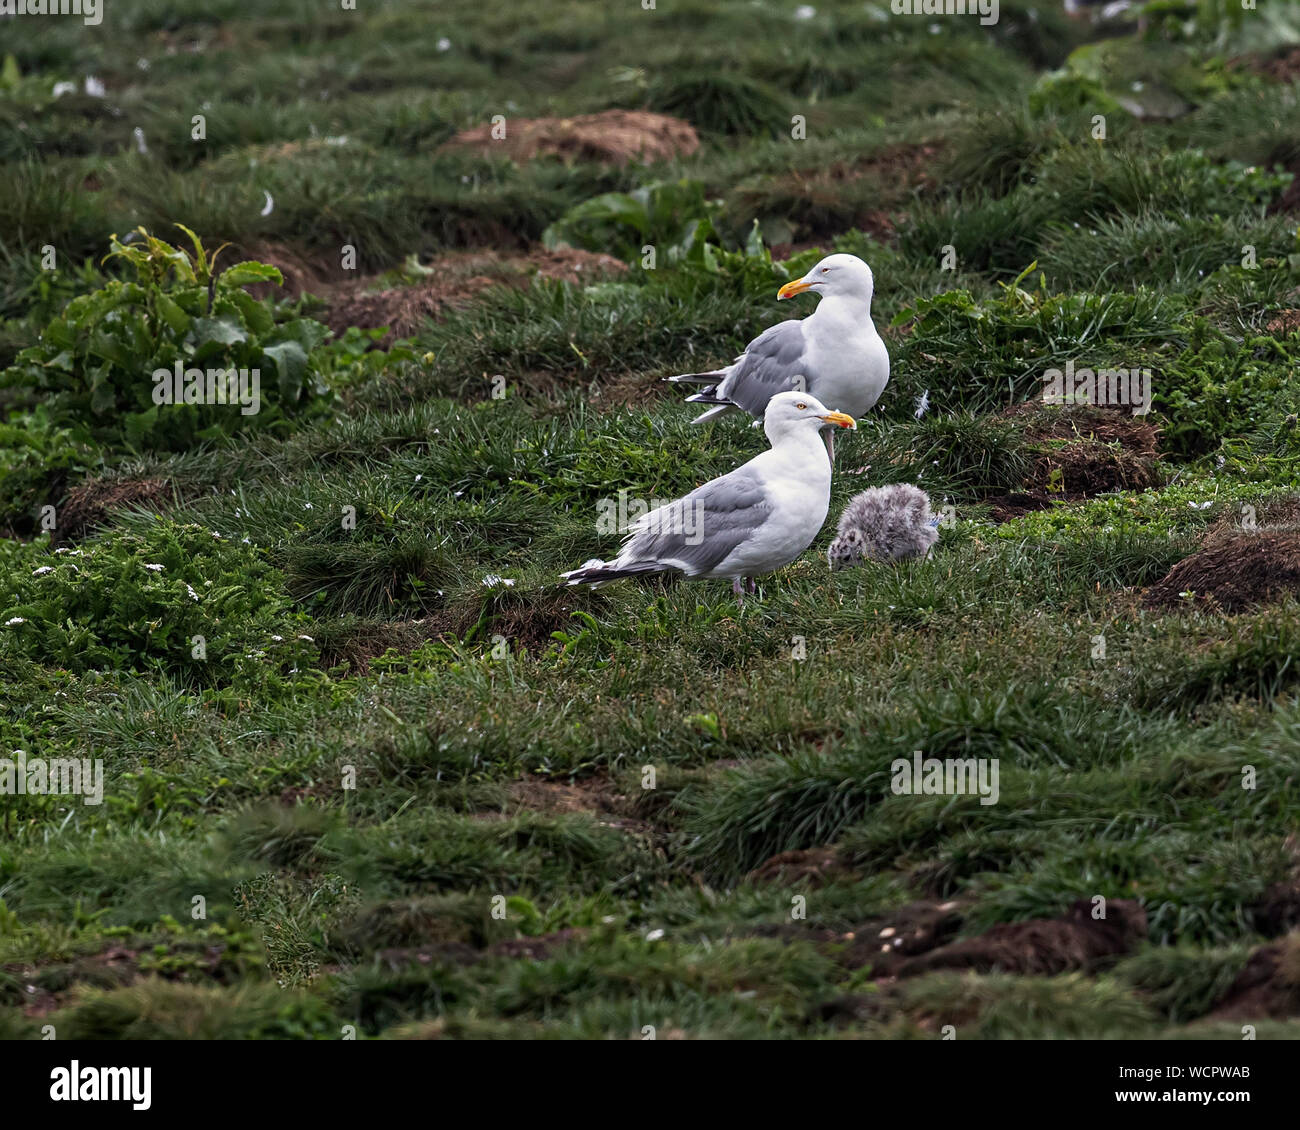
left=710, top=442, right=831, bottom=578
left=803, top=301, right=890, bottom=418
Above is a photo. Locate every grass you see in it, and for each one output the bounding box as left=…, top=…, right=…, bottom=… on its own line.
left=1, top=0, right=1300, bottom=1041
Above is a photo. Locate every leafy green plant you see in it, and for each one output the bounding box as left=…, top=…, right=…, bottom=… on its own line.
left=0, top=521, right=315, bottom=685
left=0, top=226, right=333, bottom=452
left=543, top=179, right=724, bottom=266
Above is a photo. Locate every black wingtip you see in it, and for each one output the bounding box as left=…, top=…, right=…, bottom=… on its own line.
left=685, top=384, right=733, bottom=405
left=562, top=562, right=668, bottom=586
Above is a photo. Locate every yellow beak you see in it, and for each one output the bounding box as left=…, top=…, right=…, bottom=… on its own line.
left=818, top=411, right=857, bottom=430
left=777, top=278, right=814, bottom=300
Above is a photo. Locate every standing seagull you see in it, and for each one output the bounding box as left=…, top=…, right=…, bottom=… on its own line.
left=562, top=392, right=857, bottom=598
left=667, top=253, right=890, bottom=456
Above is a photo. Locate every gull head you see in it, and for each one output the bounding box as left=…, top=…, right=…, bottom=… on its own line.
left=777, top=253, right=875, bottom=305
left=764, top=390, right=857, bottom=446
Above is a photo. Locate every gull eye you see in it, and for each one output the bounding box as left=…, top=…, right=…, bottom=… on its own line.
left=821, top=267, right=831, bottom=273
left=795, top=401, right=807, bottom=410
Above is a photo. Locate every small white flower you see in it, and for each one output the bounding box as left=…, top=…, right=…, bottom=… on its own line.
left=436, top=36, right=451, bottom=51
left=297, top=634, right=315, bottom=642
left=144, top=563, right=164, bottom=572
left=303, top=503, right=313, bottom=510
left=186, top=584, right=200, bottom=602
left=645, top=929, right=665, bottom=942
left=794, top=4, right=816, bottom=18
left=415, top=474, right=423, bottom=482
left=271, top=635, right=284, bottom=642
left=54, top=547, right=82, bottom=556
left=481, top=575, right=515, bottom=588
left=5, top=617, right=26, bottom=627
left=84, top=76, right=106, bottom=97
left=32, top=566, right=54, bottom=576
left=52, top=81, right=76, bottom=98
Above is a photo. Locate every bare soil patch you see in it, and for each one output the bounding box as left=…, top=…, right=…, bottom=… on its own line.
left=321, top=247, right=626, bottom=345
left=844, top=900, right=969, bottom=974
left=466, top=585, right=607, bottom=654
left=1142, top=530, right=1300, bottom=613
left=1209, top=935, right=1300, bottom=1021
left=988, top=404, right=1162, bottom=520
left=315, top=614, right=459, bottom=674
left=743, top=898, right=967, bottom=973
left=441, top=110, right=699, bottom=165
left=1254, top=877, right=1300, bottom=938
left=748, top=846, right=856, bottom=888
left=57, top=477, right=171, bottom=542
left=755, top=142, right=942, bottom=249
left=508, top=777, right=614, bottom=815
left=1236, top=46, right=1300, bottom=85
left=505, top=774, right=657, bottom=839
left=238, top=240, right=337, bottom=299
left=314, top=587, right=600, bottom=675
left=893, top=898, right=1147, bottom=978
left=1266, top=308, right=1300, bottom=334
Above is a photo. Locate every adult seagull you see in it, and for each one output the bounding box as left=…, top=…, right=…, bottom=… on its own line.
left=667, top=252, right=889, bottom=458
left=562, top=392, right=856, bottom=599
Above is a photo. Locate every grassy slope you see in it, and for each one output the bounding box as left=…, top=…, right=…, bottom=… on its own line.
left=2, top=0, right=1300, bottom=1038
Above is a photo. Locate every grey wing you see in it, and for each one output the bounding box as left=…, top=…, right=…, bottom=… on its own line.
left=619, top=467, right=771, bottom=577
left=718, top=320, right=813, bottom=418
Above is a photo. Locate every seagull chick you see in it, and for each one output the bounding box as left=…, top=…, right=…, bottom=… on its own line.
left=827, top=484, right=939, bottom=570
left=666, top=253, right=890, bottom=455
left=563, top=392, right=857, bottom=599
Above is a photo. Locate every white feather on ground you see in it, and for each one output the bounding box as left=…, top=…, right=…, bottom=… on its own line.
left=563, top=392, right=857, bottom=597
left=827, top=484, right=939, bottom=569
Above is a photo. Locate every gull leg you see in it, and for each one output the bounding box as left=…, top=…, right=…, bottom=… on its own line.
left=746, top=577, right=756, bottom=594
left=732, top=576, right=745, bottom=606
